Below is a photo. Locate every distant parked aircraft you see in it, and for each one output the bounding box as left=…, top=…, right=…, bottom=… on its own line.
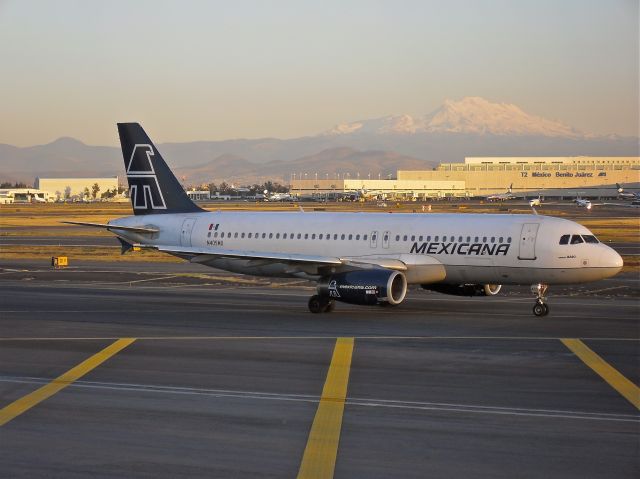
left=616, top=183, right=640, bottom=200
left=486, top=184, right=515, bottom=202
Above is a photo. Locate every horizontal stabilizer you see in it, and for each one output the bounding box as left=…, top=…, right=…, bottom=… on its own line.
left=61, top=221, right=159, bottom=234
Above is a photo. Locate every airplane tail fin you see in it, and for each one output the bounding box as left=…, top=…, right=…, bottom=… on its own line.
left=117, top=123, right=202, bottom=216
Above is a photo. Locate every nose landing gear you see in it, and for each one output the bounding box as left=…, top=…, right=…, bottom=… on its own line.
left=531, top=283, right=549, bottom=317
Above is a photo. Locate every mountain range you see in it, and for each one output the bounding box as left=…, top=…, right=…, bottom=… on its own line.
left=1, top=97, right=637, bottom=185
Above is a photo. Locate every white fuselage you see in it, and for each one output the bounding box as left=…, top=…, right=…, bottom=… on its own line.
left=111, top=211, right=623, bottom=285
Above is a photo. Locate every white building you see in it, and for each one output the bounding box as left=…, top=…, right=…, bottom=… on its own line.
left=186, top=190, right=211, bottom=201
left=35, top=177, right=119, bottom=200
left=0, top=188, right=50, bottom=204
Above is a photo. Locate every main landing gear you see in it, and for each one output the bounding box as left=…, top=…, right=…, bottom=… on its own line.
left=308, top=295, right=335, bottom=314
left=531, top=283, right=549, bottom=317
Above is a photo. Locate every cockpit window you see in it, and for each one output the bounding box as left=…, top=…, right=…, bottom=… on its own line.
left=582, top=235, right=599, bottom=244
left=559, top=234, right=570, bottom=245
left=570, top=235, right=584, bottom=244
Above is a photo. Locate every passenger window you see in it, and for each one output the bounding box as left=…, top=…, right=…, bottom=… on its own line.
left=507, top=237, right=512, bottom=243
left=466, top=236, right=470, bottom=242
left=297, top=233, right=302, bottom=239
left=435, top=236, right=439, bottom=242
left=395, top=235, right=400, bottom=241
left=499, top=237, right=503, bottom=242
left=474, top=236, right=479, bottom=242
left=559, top=234, right=570, bottom=245
left=482, top=237, right=487, bottom=243
left=304, top=234, right=309, bottom=239
left=427, top=236, right=431, bottom=242
left=234, top=232, right=238, bottom=238
left=327, top=234, right=330, bottom=240
left=248, top=233, right=252, bottom=238
left=276, top=233, right=280, bottom=239
left=403, top=235, right=408, bottom=241
left=334, top=234, right=338, bottom=240
left=269, top=233, right=273, bottom=239
left=282, top=233, right=287, bottom=239
left=241, top=233, right=245, bottom=238
left=458, top=236, right=463, bottom=242
left=348, top=234, right=353, bottom=240
left=363, top=234, right=368, bottom=241
left=583, top=235, right=599, bottom=244
left=341, top=234, right=345, bottom=240
left=411, top=235, right=415, bottom=241
left=319, top=234, right=323, bottom=240
left=356, top=234, right=360, bottom=240
left=491, top=237, right=495, bottom=243
left=570, top=235, right=584, bottom=244
left=312, top=234, right=316, bottom=240
left=419, top=236, right=423, bottom=241
left=262, top=233, right=266, bottom=239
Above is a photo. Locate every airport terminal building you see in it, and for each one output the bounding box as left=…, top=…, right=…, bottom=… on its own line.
left=289, top=157, right=640, bottom=199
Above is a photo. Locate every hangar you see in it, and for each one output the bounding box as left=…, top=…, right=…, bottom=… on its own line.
left=35, top=176, right=119, bottom=201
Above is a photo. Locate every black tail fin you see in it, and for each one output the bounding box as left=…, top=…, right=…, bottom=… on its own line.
left=117, top=123, right=202, bottom=216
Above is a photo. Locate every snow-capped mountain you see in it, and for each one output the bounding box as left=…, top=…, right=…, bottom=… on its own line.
left=325, top=97, right=583, bottom=138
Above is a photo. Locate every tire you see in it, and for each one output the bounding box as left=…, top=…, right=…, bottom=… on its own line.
left=308, top=295, right=324, bottom=314
left=533, top=302, right=546, bottom=317
left=542, top=304, right=549, bottom=316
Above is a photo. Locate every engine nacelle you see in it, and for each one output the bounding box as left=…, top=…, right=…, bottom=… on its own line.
left=318, top=270, right=407, bottom=306
left=422, top=283, right=502, bottom=297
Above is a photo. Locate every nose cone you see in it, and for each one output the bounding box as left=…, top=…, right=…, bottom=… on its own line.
left=599, top=245, right=623, bottom=277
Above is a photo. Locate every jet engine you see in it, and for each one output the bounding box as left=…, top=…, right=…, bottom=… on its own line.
left=422, top=283, right=502, bottom=297
left=318, top=270, right=407, bottom=306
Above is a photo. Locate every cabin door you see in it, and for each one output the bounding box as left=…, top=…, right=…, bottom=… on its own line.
left=180, top=218, right=196, bottom=247
left=518, top=223, right=539, bottom=260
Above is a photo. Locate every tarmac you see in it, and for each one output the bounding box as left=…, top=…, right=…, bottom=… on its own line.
left=0, top=259, right=638, bottom=478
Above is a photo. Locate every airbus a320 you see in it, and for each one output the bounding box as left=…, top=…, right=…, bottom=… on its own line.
left=66, top=124, right=623, bottom=317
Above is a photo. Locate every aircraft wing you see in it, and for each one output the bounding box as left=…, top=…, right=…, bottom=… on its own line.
left=156, top=244, right=342, bottom=265
left=152, top=245, right=416, bottom=274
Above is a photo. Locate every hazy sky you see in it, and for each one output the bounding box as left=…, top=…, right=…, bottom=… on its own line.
left=0, top=0, right=637, bottom=146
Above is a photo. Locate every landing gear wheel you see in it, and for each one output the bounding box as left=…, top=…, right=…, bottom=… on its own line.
left=308, top=295, right=324, bottom=314
left=530, top=283, right=550, bottom=317
left=308, top=295, right=333, bottom=314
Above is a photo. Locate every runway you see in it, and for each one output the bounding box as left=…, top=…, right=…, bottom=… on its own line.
left=0, top=260, right=638, bottom=478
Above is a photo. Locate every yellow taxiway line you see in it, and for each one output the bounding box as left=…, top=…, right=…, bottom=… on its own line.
left=0, top=338, right=136, bottom=426
left=297, top=337, right=354, bottom=479
left=561, top=338, right=640, bottom=410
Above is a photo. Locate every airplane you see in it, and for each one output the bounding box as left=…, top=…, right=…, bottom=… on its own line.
left=65, top=123, right=623, bottom=317
left=528, top=195, right=543, bottom=207
left=265, top=191, right=294, bottom=202
left=486, top=184, right=516, bottom=202
left=616, top=183, right=640, bottom=201
left=574, top=197, right=593, bottom=210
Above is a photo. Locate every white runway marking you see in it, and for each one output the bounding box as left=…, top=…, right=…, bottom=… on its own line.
left=0, top=376, right=637, bottom=423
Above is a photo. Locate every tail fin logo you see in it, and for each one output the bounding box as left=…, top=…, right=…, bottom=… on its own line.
left=126, top=144, right=167, bottom=210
